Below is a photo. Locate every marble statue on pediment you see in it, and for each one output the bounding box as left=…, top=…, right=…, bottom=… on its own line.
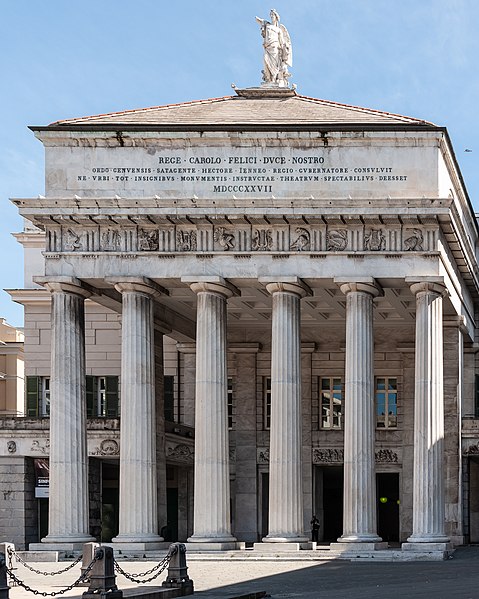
left=255, top=9, right=292, bottom=87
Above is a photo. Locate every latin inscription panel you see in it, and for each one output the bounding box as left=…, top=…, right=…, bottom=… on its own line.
left=46, top=144, right=438, bottom=199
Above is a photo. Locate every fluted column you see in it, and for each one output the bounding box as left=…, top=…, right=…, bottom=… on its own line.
left=338, top=280, right=382, bottom=543
left=405, top=280, right=450, bottom=545
left=112, top=279, right=163, bottom=545
left=43, top=279, right=94, bottom=544
left=186, top=279, right=237, bottom=544
left=262, top=280, right=310, bottom=543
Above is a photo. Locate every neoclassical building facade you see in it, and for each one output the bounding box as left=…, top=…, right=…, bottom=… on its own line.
left=2, top=87, right=479, bottom=557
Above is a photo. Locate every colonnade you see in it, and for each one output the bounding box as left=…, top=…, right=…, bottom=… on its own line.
left=40, top=275, right=450, bottom=551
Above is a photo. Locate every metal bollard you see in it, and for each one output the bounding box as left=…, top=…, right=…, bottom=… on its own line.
left=162, top=543, right=193, bottom=595
left=80, top=542, right=100, bottom=586
left=82, top=546, right=122, bottom=599
left=0, top=553, right=9, bottom=599
left=0, top=546, right=14, bottom=572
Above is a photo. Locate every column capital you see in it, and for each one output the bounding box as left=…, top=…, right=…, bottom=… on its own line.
left=34, top=276, right=92, bottom=298
left=105, top=277, right=169, bottom=298
left=334, top=277, right=383, bottom=298
left=259, top=277, right=312, bottom=298
left=182, top=276, right=239, bottom=298
left=405, top=277, right=448, bottom=297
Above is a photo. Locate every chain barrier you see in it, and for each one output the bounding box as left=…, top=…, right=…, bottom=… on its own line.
left=8, top=549, right=83, bottom=577
left=113, top=550, right=172, bottom=584
left=5, top=552, right=99, bottom=597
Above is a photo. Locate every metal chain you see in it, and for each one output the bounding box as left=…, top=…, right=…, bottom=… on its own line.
left=9, top=549, right=83, bottom=576
left=114, top=552, right=170, bottom=578
left=113, top=554, right=171, bottom=584
left=5, top=553, right=98, bottom=597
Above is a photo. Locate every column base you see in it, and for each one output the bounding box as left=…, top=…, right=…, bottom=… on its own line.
left=330, top=542, right=388, bottom=553
left=111, top=534, right=165, bottom=551
left=30, top=541, right=93, bottom=552
left=402, top=542, right=453, bottom=555
left=185, top=542, right=240, bottom=551
left=254, top=542, right=313, bottom=551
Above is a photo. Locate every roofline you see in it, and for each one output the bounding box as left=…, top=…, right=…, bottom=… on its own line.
left=29, top=123, right=442, bottom=133
left=442, top=129, right=479, bottom=236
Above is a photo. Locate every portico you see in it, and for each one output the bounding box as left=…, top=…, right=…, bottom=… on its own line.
left=5, top=84, right=476, bottom=558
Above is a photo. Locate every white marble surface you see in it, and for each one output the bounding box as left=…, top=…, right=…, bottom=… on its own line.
left=405, top=281, right=450, bottom=544
left=112, top=283, right=163, bottom=544
left=42, top=283, right=93, bottom=544
left=262, top=281, right=309, bottom=543
left=337, top=280, right=382, bottom=543
left=187, top=281, right=237, bottom=544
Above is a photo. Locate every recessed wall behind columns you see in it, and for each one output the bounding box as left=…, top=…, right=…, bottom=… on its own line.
left=24, top=300, right=121, bottom=376
left=0, top=457, right=36, bottom=549
left=444, top=323, right=465, bottom=544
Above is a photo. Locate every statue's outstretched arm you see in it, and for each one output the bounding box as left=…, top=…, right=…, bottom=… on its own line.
left=255, top=16, right=265, bottom=25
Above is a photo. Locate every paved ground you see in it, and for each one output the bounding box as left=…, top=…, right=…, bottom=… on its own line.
left=6, top=546, right=479, bottom=599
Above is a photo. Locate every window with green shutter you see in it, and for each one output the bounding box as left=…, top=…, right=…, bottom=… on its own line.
left=26, top=376, right=40, bottom=417
left=87, top=375, right=119, bottom=417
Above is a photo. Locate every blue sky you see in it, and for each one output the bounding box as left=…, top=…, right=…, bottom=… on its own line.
left=1, top=0, right=478, bottom=326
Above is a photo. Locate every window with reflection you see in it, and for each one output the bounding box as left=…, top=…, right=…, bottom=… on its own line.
left=376, top=377, right=397, bottom=429
left=320, top=377, right=343, bottom=429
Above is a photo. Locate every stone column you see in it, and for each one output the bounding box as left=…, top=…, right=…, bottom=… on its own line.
left=261, top=279, right=311, bottom=546
left=333, top=279, right=385, bottom=549
left=403, top=280, right=451, bottom=552
left=112, top=279, right=164, bottom=548
left=184, top=277, right=237, bottom=548
left=42, top=279, right=94, bottom=547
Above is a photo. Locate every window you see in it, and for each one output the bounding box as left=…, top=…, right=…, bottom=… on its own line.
left=264, top=377, right=271, bottom=430
left=227, top=378, right=234, bottom=430
left=26, top=376, right=50, bottom=417
left=164, top=375, right=175, bottom=422
left=376, top=377, right=397, bottom=429
left=41, top=378, right=50, bottom=417
left=86, top=376, right=120, bottom=418
left=320, top=377, right=343, bottom=429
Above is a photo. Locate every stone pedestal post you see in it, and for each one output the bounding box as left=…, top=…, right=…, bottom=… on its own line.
left=42, top=279, right=94, bottom=548
left=260, top=279, right=311, bottom=547
left=184, top=278, right=237, bottom=549
left=332, top=279, right=385, bottom=552
left=403, top=280, right=451, bottom=554
left=112, top=279, right=165, bottom=549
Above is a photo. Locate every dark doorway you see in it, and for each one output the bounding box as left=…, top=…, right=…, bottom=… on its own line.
left=165, top=487, right=179, bottom=541
left=260, top=472, right=269, bottom=539
left=101, top=461, right=119, bottom=542
left=377, top=473, right=400, bottom=543
left=321, top=466, right=343, bottom=542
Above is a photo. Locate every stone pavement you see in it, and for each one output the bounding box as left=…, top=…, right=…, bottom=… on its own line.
left=6, top=546, right=479, bottom=599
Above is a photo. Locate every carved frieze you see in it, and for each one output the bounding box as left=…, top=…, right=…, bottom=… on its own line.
left=101, top=229, right=121, bottom=251
left=64, top=228, right=83, bottom=251
left=48, top=223, right=432, bottom=255
left=375, top=449, right=399, bottom=463
left=326, top=229, right=347, bottom=251
left=31, top=439, right=50, bottom=454
left=404, top=228, right=424, bottom=251
left=91, top=439, right=119, bottom=456
left=312, top=447, right=400, bottom=464
left=176, top=230, right=197, bottom=252
left=290, top=227, right=311, bottom=251
left=312, top=448, right=344, bottom=463
left=167, top=443, right=194, bottom=463
left=252, top=229, right=273, bottom=251
left=214, top=227, right=235, bottom=251
left=364, top=229, right=386, bottom=251
left=257, top=448, right=270, bottom=463
left=138, top=229, right=159, bottom=251
left=464, top=442, right=479, bottom=455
